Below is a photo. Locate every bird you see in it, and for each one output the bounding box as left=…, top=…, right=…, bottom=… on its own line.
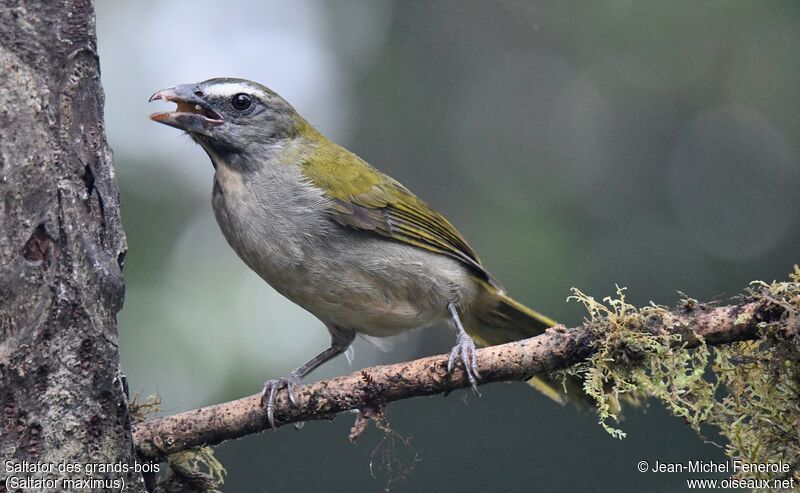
left=149, top=78, right=566, bottom=428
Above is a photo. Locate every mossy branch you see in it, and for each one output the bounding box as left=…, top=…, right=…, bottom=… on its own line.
left=132, top=274, right=798, bottom=467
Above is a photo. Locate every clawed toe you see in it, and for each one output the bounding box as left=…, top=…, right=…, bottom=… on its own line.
left=260, top=373, right=302, bottom=429
left=447, top=335, right=481, bottom=396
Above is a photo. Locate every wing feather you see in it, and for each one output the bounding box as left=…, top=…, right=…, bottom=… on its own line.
left=300, top=145, right=499, bottom=287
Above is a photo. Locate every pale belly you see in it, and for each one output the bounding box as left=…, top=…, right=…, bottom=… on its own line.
left=229, top=229, right=469, bottom=337
left=269, top=235, right=472, bottom=336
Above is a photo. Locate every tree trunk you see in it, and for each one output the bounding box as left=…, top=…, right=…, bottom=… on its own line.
left=0, top=1, right=143, bottom=491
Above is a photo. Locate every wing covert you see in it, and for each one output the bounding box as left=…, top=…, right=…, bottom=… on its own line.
left=300, top=146, right=498, bottom=287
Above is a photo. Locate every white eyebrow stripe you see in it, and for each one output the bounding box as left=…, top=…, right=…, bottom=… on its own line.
left=203, top=82, right=258, bottom=98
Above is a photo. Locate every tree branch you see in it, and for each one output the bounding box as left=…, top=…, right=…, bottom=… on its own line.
left=133, top=297, right=789, bottom=461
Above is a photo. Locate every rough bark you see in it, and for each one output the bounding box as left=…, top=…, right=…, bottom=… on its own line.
left=0, top=1, right=143, bottom=491
left=133, top=298, right=789, bottom=461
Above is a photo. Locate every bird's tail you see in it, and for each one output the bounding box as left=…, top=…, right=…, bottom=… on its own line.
left=466, top=283, right=588, bottom=406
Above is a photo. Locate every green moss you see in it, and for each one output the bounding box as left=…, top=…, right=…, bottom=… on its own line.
left=567, top=267, right=799, bottom=482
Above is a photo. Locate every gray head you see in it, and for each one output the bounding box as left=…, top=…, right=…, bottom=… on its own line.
left=149, top=78, right=312, bottom=162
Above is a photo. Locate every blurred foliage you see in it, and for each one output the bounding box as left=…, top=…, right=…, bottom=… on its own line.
left=96, top=0, right=800, bottom=491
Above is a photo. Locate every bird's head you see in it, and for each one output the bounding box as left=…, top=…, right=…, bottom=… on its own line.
left=149, top=78, right=313, bottom=162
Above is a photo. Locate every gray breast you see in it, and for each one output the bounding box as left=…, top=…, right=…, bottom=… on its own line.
left=209, top=160, right=473, bottom=336
left=211, top=159, right=333, bottom=277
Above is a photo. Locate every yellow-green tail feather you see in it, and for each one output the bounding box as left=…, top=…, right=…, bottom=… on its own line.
left=467, top=285, right=586, bottom=406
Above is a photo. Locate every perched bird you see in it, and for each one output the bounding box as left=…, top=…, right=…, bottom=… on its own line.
left=150, top=78, right=565, bottom=427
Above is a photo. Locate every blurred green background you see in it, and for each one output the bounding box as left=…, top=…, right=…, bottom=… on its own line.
left=96, top=1, right=800, bottom=491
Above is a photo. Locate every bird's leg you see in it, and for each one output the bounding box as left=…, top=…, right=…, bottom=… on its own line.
left=446, top=302, right=481, bottom=396
left=261, top=325, right=355, bottom=429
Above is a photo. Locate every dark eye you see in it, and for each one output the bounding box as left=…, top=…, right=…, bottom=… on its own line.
left=231, top=93, right=252, bottom=111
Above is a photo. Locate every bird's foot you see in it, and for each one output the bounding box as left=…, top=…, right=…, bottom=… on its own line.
left=447, top=333, right=481, bottom=396
left=260, top=372, right=302, bottom=429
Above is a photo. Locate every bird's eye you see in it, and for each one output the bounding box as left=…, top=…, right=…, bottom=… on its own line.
left=231, top=93, right=252, bottom=111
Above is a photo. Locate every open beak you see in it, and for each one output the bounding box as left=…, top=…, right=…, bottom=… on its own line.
left=149, top=85, right=224, bottom=133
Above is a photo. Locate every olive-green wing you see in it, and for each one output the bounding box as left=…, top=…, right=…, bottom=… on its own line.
left=300, top=144, right=498, bottom=287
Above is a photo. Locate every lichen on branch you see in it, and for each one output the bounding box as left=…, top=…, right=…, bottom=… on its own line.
left=129, top=393, right=226, bottom=492
left=564, top=267, right=799, bottom=482
left=132, top=269, right=799, bottom=486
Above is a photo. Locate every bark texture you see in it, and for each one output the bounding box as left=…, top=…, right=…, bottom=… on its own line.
left=133, top=298, right=788, bottom=460
left=0, top=1, right=142, bottom=490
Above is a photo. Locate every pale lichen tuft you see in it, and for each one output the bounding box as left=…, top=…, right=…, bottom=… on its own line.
left=567, top=268, right=799, bottom=483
